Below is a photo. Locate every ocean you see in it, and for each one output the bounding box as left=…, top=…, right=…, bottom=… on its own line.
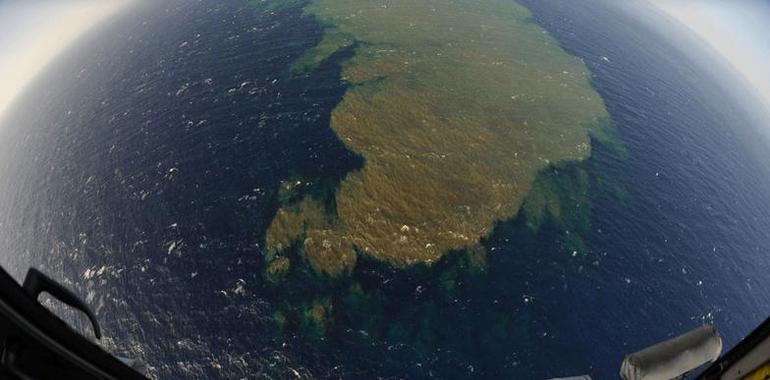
left=0, top=0, right=769, bottom=378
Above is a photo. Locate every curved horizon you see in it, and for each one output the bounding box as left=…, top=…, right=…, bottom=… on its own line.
left=646, top=0, right=770, bottom=125
left=0, top=0, right=131, bottom=121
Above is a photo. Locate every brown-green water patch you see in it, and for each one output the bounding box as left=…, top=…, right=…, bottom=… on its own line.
left=266, top=0, right=612, bottom=276
left=235, top=0, right=629, bottom=376
left=260, top=137, right=627, bottom=376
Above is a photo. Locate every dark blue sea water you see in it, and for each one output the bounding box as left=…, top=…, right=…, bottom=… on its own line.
left=522, top=0, right=770, bottom=377
left=0, top=0, right=769, bottom=378
left=0, top=1, right=354, bottom=377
